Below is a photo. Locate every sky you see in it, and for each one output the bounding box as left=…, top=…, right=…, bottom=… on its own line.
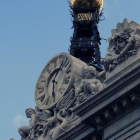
left=0, top=0, right=140, bottom=140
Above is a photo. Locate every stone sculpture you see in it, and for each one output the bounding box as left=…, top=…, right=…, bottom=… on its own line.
left=36, top=108, right=74, bottom=140
left=18, top=66, right=103, bottom=140
left=75, top=66, right=103, bottom=105
left=37, top=108, right=58, bottom=140
left=48, top=108, right=74, bottom=139
left=18, top=107, right=53, bottom=140
left=18, top=108, right=36, bottom=140
left=34, top=107, right=53, bottom=138
left=18, top=55, right=104, bottom=140
left=102, top=19, right=140, bottom=72
left=18, top=100, right=76, bottom=140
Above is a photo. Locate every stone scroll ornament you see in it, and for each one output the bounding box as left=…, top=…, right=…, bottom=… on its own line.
left=102, top=19, right=140, bottom=72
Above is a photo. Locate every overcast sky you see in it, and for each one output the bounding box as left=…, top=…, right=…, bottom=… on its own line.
left=0, top=0, right=140, bottom=140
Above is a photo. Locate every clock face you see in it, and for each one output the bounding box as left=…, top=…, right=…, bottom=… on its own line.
left=35, top=53, right=72, bottom=110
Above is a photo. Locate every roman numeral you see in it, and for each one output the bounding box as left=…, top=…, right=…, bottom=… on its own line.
left=66, top=66, right=71, bottom=74
left=60, top=88, right=65, bottom=94
left=38, top=94, right=45, bottom=103
left=62, top=57, right=70, bottom=67
left=38, top=87, right=44, bottom=94
left=41, top=75, right=46, bottom=82
left=59, top=57, right=63, bottom=66
left=63, top=76, right=70, bottom=84
left=42, top=96, right=51, bottom=105
left=43, top=65, right=52, bottom=74
left=37, top=93, right=45, bottom=100
left=53, top=58, right=58, bottom=68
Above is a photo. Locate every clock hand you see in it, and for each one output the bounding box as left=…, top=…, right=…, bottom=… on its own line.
left=51, top=72, right=59, bottom=103
left=52, top=80, right=55, bottom=103
left=51, top=57, right=66, bottom=103
left=52, top=56, right=66, bottom=82
left=52, top=80, right=58, bottom=103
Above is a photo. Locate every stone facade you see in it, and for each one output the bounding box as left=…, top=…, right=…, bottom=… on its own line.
left=18, top=19, right=140, bottom=140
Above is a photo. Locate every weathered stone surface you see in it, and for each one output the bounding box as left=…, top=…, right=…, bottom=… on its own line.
left=18, top=19, right=140, bottom=140
left=104, top=107, right=140, bottom=140
left=71, top=48, right=140, bottom=139
left=105, top=19, right=140, bottom=67
left=35, top=53, right=87, bottom=110
left=18, top=53, right=104, bottom=140
left=75, top=66, right=104, bottom=106
left=101, top=19, right=140, bottom=87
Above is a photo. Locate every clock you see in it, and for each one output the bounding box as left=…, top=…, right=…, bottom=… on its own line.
left=35, top=53, right=87, bottom=110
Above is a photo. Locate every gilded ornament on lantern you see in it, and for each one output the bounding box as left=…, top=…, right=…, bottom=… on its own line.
left=71, top=0, right=103, bottom=12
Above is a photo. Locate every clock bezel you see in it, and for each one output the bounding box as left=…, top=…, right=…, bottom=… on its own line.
left=35, top=53, right=73, bottom=110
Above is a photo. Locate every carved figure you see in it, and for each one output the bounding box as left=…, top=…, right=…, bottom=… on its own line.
left=37, top=108, right=74, bottom=140
left=102, top=19, right=140, bottom=72
left=103, top=31, right=140, bottom=72
left=49, top=108, right=73, bottom=139
left=36, top=108, right=59, bottom=140
left=75, top=66, right=103, bottom=104
left=18, top=91, right=77, bottom=140
left=102, top=54, right=117, bottom=72
left=35, top=107, right=52, bottom=123
left=18, top=108, right=36, bottom=140
left=34, top=107, right=52, bottom=138
left=116, top=34, right=140, bottom=62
